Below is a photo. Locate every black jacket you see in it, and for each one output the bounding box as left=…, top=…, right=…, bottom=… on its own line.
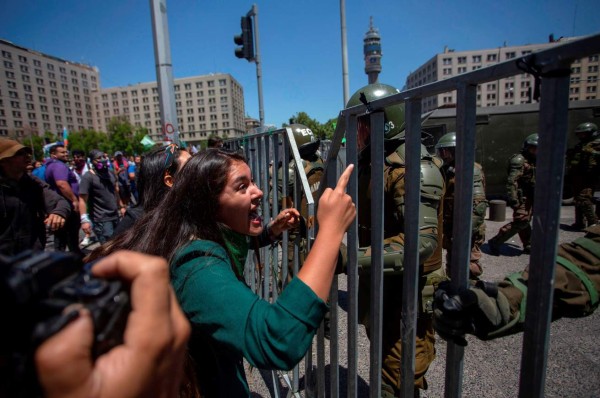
left=0, top=173, right=71, bottom=255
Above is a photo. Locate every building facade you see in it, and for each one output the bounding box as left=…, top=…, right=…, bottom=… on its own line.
left=0, top=39, right=99, bottom=138
left=405, top=37, right=600, bottom=113
left=95, top=74, right=247, bottom=145
left=1, top=39, right=247, bottom=147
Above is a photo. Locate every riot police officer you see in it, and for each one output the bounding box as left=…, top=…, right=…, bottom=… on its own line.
left=276, top=124, right=324, bottom=281
left=435, top=132, right=488, bottom=279
left=347, top=83, right=445, bottom=397
left=567, top=122, right=600, bottom=229
left=488, top=134, right=538, bottom=255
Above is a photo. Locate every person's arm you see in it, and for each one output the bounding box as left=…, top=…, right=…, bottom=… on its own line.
left=35, top=251, right=191, bottom=398
left=55, top=180, right=78, bottom=210
left=34, top=176, right=69, bottom=231
left=295, top=165, right=355, bottom=300
left=79, top=194, right=92, bottom=235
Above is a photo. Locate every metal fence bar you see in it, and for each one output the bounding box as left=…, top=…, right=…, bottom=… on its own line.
left=368, top=111, right=386, bottom=398
left=444, top=82, right=478, bottom=398
left=400, top=98, right=423, bottom=397
left=344, top=113, right=360, bottom=398
left=519, top=60, right=571, bottom=398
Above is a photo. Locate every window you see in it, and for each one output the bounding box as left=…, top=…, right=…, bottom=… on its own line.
left=588, top=65, right=599, bottom=73
left=587, top=86, right=597, bottom=93
left=443, top=58, right=452, bottom=65
left=5, top=71, right=14, bottom=79
left=196, top=82, right=203, bottom=88
left=472, top=55, right=481, bottom=63
left=589, top=55, right=599, bottom=62
left=184, top=83, right=191, bottom=90
left=47, top=63, right=54, bottom=71
left=505, top=52, right=516, bottom=59
left=219, top=79, right=227, bottom=86
left=458, top=67, right=467, bottom=73
left=1, top=50, right=12, bottom=59
left=457, top=57, right=466, bottom=64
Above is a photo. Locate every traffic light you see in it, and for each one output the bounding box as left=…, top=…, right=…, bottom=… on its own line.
left=234, top=16, right=254, bottom=61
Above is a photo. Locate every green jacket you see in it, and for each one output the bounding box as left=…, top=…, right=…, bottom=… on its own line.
left=170, top=239, right=327, bottom=397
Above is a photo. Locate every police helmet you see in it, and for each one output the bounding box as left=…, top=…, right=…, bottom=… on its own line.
left=574, top=122, right=598, bottom=138
left=522, top=133, right=538, bottom=150
left=289, top=124, right=320, bottom=159
left=346, top=83, right=405, bottom=140
left=435, top=132, right=457, bottom=149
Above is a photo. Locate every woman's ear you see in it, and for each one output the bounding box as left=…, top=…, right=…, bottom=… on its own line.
left=164, top=173, right=174, bottom=188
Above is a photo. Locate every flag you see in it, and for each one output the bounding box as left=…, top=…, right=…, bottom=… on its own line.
left=62, top=126, right=69, bottom=149
left=191, top=145, right=199, bottom=154
left=140, top=135, right=156, bottom=150
left=43, top=141, right=59, bottom=157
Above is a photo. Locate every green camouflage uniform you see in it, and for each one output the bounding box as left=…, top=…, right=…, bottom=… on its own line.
left=278, top=156, right=324, bottom=284
left=434, top=224, right=600, bottom=340
left=567, top=136, right=600, bottom=227
left=356, top=143, right=445, bottom=393
left=490, top=152, right=536, bottom=251
left=441, top=162, right=487, bottom=279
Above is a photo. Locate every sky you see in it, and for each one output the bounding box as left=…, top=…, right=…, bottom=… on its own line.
left=1, top=0, right=599, bottom=128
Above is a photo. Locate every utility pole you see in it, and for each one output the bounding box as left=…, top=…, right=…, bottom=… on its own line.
left=340, top=0, right=350, bottom=106
left=149, top=0, right=180, bottom=145
left=234, top=4, right=264, bottom=126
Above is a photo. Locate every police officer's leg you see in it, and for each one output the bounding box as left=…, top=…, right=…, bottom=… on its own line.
left=580, top=187, right=598, bottom=226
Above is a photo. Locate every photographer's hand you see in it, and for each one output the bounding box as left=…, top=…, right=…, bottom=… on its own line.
left=35, top=251, right=191, bottom=398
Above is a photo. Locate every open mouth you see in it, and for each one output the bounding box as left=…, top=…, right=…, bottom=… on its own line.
left=249, top=200, right=263, bottom=225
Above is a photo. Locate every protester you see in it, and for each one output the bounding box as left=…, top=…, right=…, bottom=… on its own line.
left=0, top=139, right=70, bottom=255
left=87, top=148, right=355, bottom=396
left=128, top=154, right=140, bottom=203
left=114, top=144, right=191, bottom=234
left=207, top=136, right=224, bottom=148
left=31, top=160, right=46, bottom=181
left=35, top=250, right=191, bottom=398
left=44, top=144, right=82, bottom=254
left=113, top=151, right=131, bottom=207
left=79, top=149, right=125, bottom=244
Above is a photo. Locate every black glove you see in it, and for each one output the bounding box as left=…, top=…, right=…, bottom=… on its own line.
left=433, top=280, right=512, bottom=345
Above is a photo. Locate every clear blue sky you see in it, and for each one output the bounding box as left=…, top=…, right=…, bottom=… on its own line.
left=2, top=0, right=599, bottom=127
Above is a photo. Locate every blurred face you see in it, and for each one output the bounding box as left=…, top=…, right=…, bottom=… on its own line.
left=53, top=146, right=68, bottom=162
left=216, top=160, right=264, bottom=236
left=0, top=148, right=32, bottom=176
left=73, top=153, right=86, bottom=167
left=437, top=147, right=455, bottom=165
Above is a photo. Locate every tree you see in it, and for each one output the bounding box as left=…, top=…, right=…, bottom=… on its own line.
left=285, top=112, right=338, bottom=140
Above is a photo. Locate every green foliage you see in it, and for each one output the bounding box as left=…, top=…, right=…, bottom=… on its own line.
left=17, top=118, right=152, bottom=160
left=285, top=112, right=338, bottom=140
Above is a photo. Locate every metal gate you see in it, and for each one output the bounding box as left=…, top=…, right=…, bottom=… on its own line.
left=225, top=33, right=600, bottom=398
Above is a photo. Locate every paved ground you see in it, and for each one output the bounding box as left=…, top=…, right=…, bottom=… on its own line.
left=246, top=205, right=600, bottom=397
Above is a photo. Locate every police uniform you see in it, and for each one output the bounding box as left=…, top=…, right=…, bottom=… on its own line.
left=567, top=134, right=600, bottom=228
left=489, top=149, right=536, bottom=253
left=441, top=162, right=487, bottom=278
left=434, top=224, right=600, bottom=340
left=356, top=142, right=445, bottom=394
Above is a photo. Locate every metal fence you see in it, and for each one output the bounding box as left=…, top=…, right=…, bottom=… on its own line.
left=225, top=32, right=600, bottom=398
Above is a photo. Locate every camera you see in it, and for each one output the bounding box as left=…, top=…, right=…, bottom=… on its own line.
left=0, top=250, right=130, bottom=397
